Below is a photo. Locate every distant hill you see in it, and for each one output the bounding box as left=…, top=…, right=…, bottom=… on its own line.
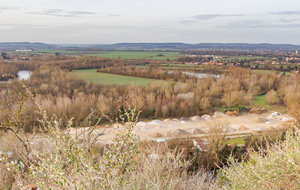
left=92, top=43, right=189, bottom=49
left=92, top=43, right=300, bottom=50
left=1, top=42, right=300, bottom=51
left=0, top=42, right=56, bottom=50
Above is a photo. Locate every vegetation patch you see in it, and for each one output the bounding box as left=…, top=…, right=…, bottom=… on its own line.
left=215, top=55, right=265, bottom=61
left=87, top=51, right=181, bottom=60
left=253, top=95, right=286, bottom=113
left=73, top=69, right=163, bottom=86
left=252, top=69, right=292, bottom=76
left=225, top=138, right=245, bottom=145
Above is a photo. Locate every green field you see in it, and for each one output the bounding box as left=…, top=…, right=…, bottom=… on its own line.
left=31, top=50, right=181, bottom=60
left=32, top=49, right=97, bottom=54
left=225, top=138, right=245, bottom=145
left=252, top=70, right=292, bottom=76
left=135, top=65, right=182, bottom=70
left=253, top=95, right=286, bottom=113
left=215, top=56, right=265, bottom=61
left=213, top=93, right=287, bottom=113
left=87, top=51, right=181, bottom=60
left=214, top=94, right=286, bottom=113
left=73, top=69, right=164, bottom=86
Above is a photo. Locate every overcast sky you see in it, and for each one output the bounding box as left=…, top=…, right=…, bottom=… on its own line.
left=1, top=0, right=300, bottom=44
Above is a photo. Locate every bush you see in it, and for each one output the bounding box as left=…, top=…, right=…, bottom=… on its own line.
left=219, top=125, right=300, bottom=189
left=265, top=89, right=277, bottom=104
left=0, top=161, right=14, bottom=190
left=0, top=85, right=217, bottom=189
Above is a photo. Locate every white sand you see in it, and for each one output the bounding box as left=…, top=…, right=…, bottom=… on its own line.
left=71, top=112, right=291, bottom=144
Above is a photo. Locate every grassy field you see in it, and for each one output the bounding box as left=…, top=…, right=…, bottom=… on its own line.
left=213, top=93, right=287, bottom=113
left=134, top=64, right=226, bottom=72
left=253, top=95, right=286, bottom=113
left=87, top=51, right=181, bottom=60
left=31, top=50, right=181, bottom=60
left=32, top=49, right=97, bottom=54
left=252, top=70, right=292, bottom=76
left=225, top=138, right=245, bottom=145
left=72, top=69, right=164, bottom=86
left=215, top=56, right=265, bottom=61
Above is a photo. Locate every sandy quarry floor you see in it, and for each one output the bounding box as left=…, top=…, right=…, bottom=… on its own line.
left=70, top=111, right=293, bottom=144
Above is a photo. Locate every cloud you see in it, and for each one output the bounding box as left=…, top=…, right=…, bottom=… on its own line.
left=179, top=20, right=197, bottom=25
left=109, top=14, right=120, bottom=17
left=227, top=20, right=264, bottom=28
left=69, top=11, right=95, bottom=16
left=193, top=14, right=242, bottom=20
left=0, top=5, right=18, bottom=12
left=278, top=18, right=300, bottom=23
left=270, top=11, right=300, bottom=15
left=28, top=9, right=95, bottom=17
left=153, top=25, right=168, bottom=27
left=219, top=20, right=300, bottom=29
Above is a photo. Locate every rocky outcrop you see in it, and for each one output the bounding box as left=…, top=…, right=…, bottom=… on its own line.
left=251, top=117, right=267, bottom=123
left=202, top=114, right=215, bottom=120
left=226, top=111, right=235, bottom=117
left=150, top=132, right=163, bottom=138
left=186, top=128, right=206, bottom=134
left=190, top=116, right=204, bottom=121
left=165, top=129, right=189, bottom=136
left=238, top=125, right=249, bottom=131
left=249, top=107, right=266, bottom=114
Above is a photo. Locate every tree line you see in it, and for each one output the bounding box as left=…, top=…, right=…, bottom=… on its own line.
left=2, top=64, right=300, bottom=130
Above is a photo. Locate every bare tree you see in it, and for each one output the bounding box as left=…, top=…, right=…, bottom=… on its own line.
left=206, top=120, right=230, bottom=154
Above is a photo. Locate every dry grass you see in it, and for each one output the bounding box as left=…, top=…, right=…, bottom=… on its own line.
left=0, top=161, right=14, bottom=190
left=265, top=89, right=277, bottom=104
left=219, top=124, right=300, bottom=189
left=131, top=142, right=217, bottom=190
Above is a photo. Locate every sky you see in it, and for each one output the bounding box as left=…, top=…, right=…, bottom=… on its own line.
left=1, top=0, right=300, bottom=44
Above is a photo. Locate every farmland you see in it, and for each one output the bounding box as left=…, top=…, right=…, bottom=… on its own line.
left=251, top=69, right=292, bottom=75
left=134, top=63, right=226, bottom=74
left=30, top=50, right=182, bottom=60
left=87, top=51, right=181, bottom=60
left=72, top=69, right=163, bottom=86
left=214, top=55, right=266, bottom=61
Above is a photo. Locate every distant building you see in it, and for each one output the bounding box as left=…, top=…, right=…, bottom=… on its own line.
left=184, top=62, right=199, bottom=65
left=272, top=61, right=278, bottom=65
left=202, top=62, right=214, bottom=65
left=16, top=49, right=32, bottom=52
left=202, top=55, right=213, bottom=58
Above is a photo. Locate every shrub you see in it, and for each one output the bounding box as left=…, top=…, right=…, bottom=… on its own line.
left=219, top=125, right=300, bottom=189
left=0, top=84, right=217, bottom=189
left=0, top=161, right=14, bottom=190
left=222, top=91, right=243, bottom=109
left=265, top=89, right=277, bottom=104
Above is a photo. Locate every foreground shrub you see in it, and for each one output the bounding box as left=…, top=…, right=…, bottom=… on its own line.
left=0, top=161, right=14, bottom=190
left=127, top=145, right=216, bottom=189
left=0, top=84, right=216, bottom=189
left=3, top=107, right=141, bottom=189
left=219, top=125, right=300, bottom=189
